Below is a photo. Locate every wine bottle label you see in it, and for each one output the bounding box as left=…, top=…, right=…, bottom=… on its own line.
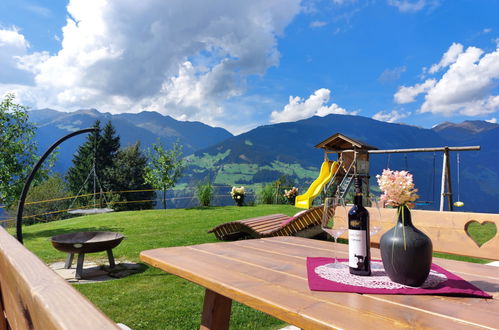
left=348, top=229, right=367, bottom=269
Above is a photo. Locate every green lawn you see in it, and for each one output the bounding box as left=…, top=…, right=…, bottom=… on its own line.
left=21, top=205, right=300, bottom=330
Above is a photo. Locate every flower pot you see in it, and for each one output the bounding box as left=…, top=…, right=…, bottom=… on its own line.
left=234, top=195, right=244, bottom=206
left=380, top=205, right=433, bottom=287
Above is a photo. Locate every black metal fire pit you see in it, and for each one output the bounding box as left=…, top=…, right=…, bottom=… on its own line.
left=51, top=231, right=125, bottom=279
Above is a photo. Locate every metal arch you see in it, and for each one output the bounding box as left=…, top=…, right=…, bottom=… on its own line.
left=16, top=128, right=97, bottom=244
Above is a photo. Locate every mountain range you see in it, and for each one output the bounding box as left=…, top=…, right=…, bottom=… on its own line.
left=186, top=115, right=499, bottom=213
left=29, top=109, right=232, bottom=172
left=27, top=109, right=499, bottom=213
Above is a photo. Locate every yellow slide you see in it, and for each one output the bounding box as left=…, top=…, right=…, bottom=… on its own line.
left=295, top=161, right=339, bottom=209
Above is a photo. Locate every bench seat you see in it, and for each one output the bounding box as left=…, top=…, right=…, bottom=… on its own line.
left=0, top=227, right=119, bottom=329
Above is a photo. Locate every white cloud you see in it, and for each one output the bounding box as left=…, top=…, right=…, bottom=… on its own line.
left=372, top=110, right=410, bottom=123
left=428, top=42, right=463, bottom=74
left=486, top=117, right=497, bottom=124
left=0, top=28, right=36, bottom=85
left=483, top=28, right=492, bottom=34
left=378, top=66, right=406, bottom=83
left=387, top=0, right=426, bottom=13
left=1, top=0, right=301, bottom=130
left=270, top=88, right=357, bottom=123
left=394, top=79, right=436, bottom=104
left=394, top=43, right=499, bottom=117
left=420, top=45, right=499, bottom=116
left=310, top=21, right=327, bottom=28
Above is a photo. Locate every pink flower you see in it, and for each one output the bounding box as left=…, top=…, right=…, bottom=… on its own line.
left=376, top=169, right=419, bottom=208
left=283, top=187, right=298, bottom=198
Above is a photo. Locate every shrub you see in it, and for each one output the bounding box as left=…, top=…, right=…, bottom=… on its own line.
left=257, top=183, right=276, bottom=204
left=9, top=174, right=71, bottom=225
left=196, top=180, right=213, bottom=207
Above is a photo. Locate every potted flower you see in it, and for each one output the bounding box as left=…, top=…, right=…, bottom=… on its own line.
left=283, top=187, right=299, bottom=205
left=231, top=186, right=245, bottom=206
left=376, top=169, right=433, bottom=287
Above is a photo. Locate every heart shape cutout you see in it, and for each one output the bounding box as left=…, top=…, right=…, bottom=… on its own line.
left=464, top=220, right=497, bottom=247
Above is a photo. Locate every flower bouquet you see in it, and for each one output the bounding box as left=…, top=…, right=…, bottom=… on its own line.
left=231, top=186, right=245, bottom=206
left=376, top=169, right=419, bottom=209
left=283, top=187, right=298, bottom=205
left=377, top=169, right=433, bottom=287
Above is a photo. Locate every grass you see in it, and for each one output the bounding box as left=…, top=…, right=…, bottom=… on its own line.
left=20, top=205, right=300, bottom=329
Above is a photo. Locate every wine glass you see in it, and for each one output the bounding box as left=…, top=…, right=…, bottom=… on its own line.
left=322, top=197, right=348, bottom=268
left=369, top=195, right=382, bottom=236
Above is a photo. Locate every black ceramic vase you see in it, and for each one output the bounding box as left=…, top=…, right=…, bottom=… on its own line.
left=380, top=205, right=433, bottom=287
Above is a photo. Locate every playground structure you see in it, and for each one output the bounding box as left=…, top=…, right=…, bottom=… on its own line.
left=295, top=133, right=377, bottom=209
left=294, top=161, right=338, bottom=208
left=294, top=133, right=480, bottom=211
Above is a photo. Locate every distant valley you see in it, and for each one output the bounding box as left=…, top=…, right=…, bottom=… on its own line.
left=28, top=109, right=499, bottom=214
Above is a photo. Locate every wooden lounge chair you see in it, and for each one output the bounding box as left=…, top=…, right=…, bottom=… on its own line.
left=208, top=205, right=330, bottom=241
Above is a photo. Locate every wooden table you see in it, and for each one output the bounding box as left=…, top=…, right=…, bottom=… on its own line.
left=140, top=236, right=499, bottom=329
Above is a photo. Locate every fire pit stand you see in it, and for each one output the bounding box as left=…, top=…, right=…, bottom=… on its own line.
left=64, top=249, right=117, bottom=279
left=51, top=231, right=125, bottom=279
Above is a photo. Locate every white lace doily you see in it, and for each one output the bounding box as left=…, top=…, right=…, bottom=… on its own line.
left=315, top=261, right=447, bottom=289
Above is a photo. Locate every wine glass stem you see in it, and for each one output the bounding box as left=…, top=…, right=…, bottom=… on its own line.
left=332, top=237, right=338, bottom=263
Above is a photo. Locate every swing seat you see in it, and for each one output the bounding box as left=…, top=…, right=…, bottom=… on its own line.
left=68, top=208, right=114, bottom=215
left=454, top=201, right=464, bottom=207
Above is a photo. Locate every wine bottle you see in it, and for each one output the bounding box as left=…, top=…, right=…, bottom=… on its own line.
left=348, top=177, right=371, bottom=276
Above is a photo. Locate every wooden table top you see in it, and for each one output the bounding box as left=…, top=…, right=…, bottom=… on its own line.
left=140, top=237, right=499, bottom=329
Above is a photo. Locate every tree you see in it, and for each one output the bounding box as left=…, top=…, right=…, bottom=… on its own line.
left=8, top=173, right=71, bottom=225
left=105, top=142, right=154, bottom=211
left=99, top=121, right=120, bottom=188
left=0, top=94, right=37, bottom=208
left=66, top=120, right=120, bottom=204
left=144, top=141, right=185, bottom=209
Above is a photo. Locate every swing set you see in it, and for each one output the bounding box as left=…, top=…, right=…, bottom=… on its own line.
left=385, top=152, right=436, bottom=206
left=369, top=145, right=480, bottom=211
left=300, top=133, right=479, bottom=212
left=67, top=152, right=113, bottom=215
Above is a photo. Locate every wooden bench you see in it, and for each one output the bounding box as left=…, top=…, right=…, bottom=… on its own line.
left=208, top=205, right=330, bottom=241
left=334, top=207, right=499, bottom=261
left=0, top=227, right=119, bottom=329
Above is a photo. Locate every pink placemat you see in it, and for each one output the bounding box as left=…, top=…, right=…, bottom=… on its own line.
left=307, top=257, right=492, bottom=298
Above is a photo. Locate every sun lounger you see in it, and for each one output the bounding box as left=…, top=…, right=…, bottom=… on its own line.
left=208, top=205, right=328, bottom=241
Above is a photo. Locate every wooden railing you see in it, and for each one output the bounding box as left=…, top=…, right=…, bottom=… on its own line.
left=335, top=207, right=499, bottom=260
left=0, top=227, right=119, bottom=329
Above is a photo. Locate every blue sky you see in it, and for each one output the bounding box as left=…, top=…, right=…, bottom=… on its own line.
left=1, top=0, right=498, bottom=134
